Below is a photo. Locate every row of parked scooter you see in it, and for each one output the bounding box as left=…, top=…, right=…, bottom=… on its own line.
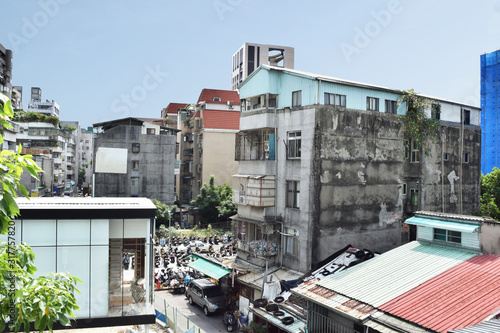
left=159, top=234, right=234, bottom=247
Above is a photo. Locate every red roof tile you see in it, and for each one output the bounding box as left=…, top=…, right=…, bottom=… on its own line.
left=379, top=254, right=500, bottom=333
left=197, top=89, right=239, bottom=105
left=162, top=103, right=189, bottom=118
left=202, top=110, right=239, bottom=130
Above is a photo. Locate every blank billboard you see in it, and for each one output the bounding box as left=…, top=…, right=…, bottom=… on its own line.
left=95, top=147, right=128, bottom=174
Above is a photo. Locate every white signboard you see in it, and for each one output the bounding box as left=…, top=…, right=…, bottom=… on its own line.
left=95, top=147, right=128, bottom=174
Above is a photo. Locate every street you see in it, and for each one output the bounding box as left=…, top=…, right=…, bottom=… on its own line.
left=155, top=286, right=228, bottom=333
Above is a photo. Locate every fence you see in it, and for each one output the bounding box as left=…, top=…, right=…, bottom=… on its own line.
left=155, top=296, right=206, bottom=333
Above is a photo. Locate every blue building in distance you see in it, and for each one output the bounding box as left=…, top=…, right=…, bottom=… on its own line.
left=481, top=49, right=500, bottom=175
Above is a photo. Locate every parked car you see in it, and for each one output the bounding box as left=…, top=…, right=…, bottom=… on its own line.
left=178, top=240, right=209, bottom=252
left=186, top=279, right=226, bottom=316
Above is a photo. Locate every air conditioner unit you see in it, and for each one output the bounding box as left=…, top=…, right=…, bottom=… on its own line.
left=239, top=196, right=246, bottom=204
left=196, top=164, right=202, bottom=173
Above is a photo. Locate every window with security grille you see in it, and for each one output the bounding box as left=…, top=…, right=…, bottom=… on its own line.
left=287, top=131, right=301, bottom=159
left=286, top=181, right=300, bottom=209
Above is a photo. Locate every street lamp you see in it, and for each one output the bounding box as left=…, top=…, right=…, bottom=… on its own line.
left=168, top=210, right=172, bottom=249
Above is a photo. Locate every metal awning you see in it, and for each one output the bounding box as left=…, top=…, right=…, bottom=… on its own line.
left=187, top=256, right=231, bottom=280
left=405, top=216, right=480, bottom=233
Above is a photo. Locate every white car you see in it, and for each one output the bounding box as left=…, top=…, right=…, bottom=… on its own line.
left=178, top=241, right=209, bottom=252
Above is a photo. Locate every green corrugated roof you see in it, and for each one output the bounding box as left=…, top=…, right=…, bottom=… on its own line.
left=405, top=216, right=480, bottom=233
left=187, top=256, right=231, bottom=280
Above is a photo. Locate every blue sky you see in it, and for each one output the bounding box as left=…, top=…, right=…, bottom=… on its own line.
left=1, top=0, right=499, bottom=128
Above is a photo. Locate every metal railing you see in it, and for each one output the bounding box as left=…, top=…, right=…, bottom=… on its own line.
left=308, top=309, right=360, bottom=333
left=156, top=295, right=206, bottom=333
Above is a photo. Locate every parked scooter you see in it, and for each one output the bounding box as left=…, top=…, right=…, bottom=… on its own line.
left=223, top=311, right=235, bottom=332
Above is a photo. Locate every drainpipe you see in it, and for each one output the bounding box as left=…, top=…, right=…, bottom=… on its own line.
left=460, top=109, right=464, bottom=214
left=441, top=132, right=445, bottom=212
left=274, top=106, right=281, bottom=266
left=317, top=79, right=321, bottom=105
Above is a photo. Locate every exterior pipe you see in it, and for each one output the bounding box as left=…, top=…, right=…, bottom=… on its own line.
left=441, top=132, right=445, bottom=212
left=460, top=109, right=464, bottom=214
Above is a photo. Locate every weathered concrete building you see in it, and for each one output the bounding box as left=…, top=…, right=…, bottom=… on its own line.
left=93, top=117, right=177, bottom=204
left=233, top=65, right=481, bottom=273
left=175, top=89, right=240, bottom=204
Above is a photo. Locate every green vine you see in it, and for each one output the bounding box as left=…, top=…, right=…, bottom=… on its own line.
left=398, top=89, right=442, bottom=156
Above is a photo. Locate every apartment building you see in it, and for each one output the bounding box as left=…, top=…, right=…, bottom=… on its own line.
left=176, top=89, right=240, bottom=203
left=93, top=117, right=178, bottom=203
left=233, top=65, right=481, bottom=273
left=231, top=43, right=294, bottom=90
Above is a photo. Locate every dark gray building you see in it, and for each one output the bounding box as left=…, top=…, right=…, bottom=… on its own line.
left=0, top=43, right=13, bottom=98
left=93, top=117, right=178, bottom=204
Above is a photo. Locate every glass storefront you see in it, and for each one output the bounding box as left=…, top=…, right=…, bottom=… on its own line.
left=3, top=217, right=154, bottom=319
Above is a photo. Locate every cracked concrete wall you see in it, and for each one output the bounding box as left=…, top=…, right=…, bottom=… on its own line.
left=312, top=106, right=404, bottom=264
left=417, top=125, right=481, bottom=214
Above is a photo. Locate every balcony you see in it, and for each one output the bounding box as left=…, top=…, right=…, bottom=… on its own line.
left=232, top=175, right=275, bottom=207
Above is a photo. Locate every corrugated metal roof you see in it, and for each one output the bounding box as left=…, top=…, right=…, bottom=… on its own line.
left=315, top=241, right=477, bottom=308
left=448, top=320, right=500, bottom=333
left=293, top=242, right=478, bottom=321
left=251, top=305, right=307, bottom=333
left=366, top=312, right=434, bottom=333
left=293, top=281, right=377, bottom=320
left=404, top=216, right=480, bottom=233
left=414, top=211, right=498, bottom=224
left=379, top=255, right=500, bottom=333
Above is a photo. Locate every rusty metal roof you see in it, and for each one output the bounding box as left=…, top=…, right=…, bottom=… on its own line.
left=292, top=241, right=478, bottom=321
left=379, top=254, right=500, bottom=333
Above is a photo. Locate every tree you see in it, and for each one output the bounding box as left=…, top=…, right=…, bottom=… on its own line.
left=190, top=176, right=237, bottom=225
left=398, top=89, right=442, bottom=156
left=0, top=94, right=81, bottom=332
left=152, top=199, right=176, bottom=226
left=478, top=167, right=500, bottom=220
left=77, top=165, right=86, bottom=185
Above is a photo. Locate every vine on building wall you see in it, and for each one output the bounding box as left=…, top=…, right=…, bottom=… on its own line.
left=398, top=89, right=442, bottom=156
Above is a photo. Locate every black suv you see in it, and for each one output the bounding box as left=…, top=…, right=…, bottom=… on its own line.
left=186, top=279, right=226, bottom=316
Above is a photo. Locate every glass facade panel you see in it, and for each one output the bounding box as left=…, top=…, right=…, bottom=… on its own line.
left=58, top=219, right=90, bottom=245
left=57, top=246, right=91, bottom=318
left=23, top=219, right=56, bottom=246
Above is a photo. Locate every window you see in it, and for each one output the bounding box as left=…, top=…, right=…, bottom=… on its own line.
left=434, top=228, right=461, bottom=244
left=366, top=97, right=379, bottom=111
left=285, top=235, right=299, bottom=257
left=324, top=93, right=346, bottom=107
left=131, top=177, right=139, bottom=186
left=292, top=90, right=302, bottom=107
left=132, top=143, right=140, bottom=153
left=402, top=183, right=407, bottom=196
left=147, top=128, right=156, bottom=135
left=432, top=103, right=441, bottom=120
left=132, top=160, right=140, bottom=171
left=286, top=181, right=300, bottom=209
left=461, top=109, right=470, bottom=125
left=463, top=152, right=469, bottom=163
left=411, top=141, right=420, bottom=163
left=404, top=139, right=409, bottom=160
left=287, top=131, right=301, bottom=159
left=443, top=153, right=449, bottom=161
left=385, top=100, right=397, bottom=114
left=213, top=97, right=221, bottom=102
